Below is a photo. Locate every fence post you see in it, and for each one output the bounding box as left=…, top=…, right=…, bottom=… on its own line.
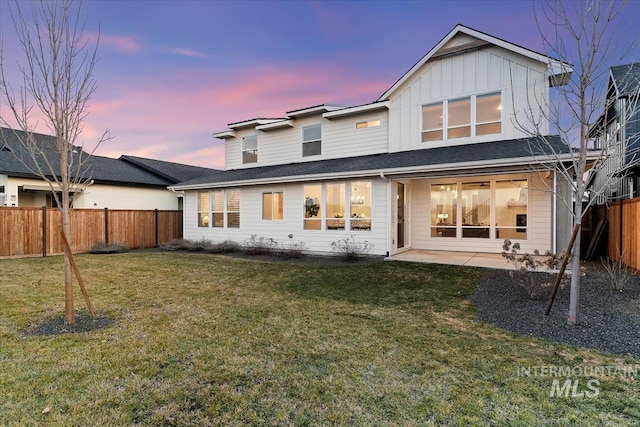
left=619, top=199, right=623, bottom=259
left=42, top=206, right=47, bottom=257
left=104, top=207, right=109, bottom=245
left=155, top=208, right=159, bottom=247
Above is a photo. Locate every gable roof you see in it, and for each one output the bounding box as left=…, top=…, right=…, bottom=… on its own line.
left=119, top=155, right=219, bottom=184
left=610, top=63, right=640, bottom=97
left=172, top=136, right=573, bottom=190
left=377, top=24, right=571, bottom=101
left=0, top=127, right=217, bottom=187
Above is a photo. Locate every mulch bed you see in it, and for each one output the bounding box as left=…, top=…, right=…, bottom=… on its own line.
left=472, top=269, right=640, bottom=358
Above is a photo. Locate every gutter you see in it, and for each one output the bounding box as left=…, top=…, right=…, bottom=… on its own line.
left=170, top=153, right=584, bottom=191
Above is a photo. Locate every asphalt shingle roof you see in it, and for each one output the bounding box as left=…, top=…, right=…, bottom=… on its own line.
left=0, top=128, right=216, bottom=187
left=174, top=136, right=569, bottom=188
left=611, top=63, right=640, bottom=97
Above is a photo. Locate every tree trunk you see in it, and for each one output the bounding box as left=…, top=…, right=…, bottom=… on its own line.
left=567, top=221, right=581, bottom=324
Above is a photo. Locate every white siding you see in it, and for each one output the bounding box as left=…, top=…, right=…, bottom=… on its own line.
left=183, top=179, right=389, bottom=256
left=387, top=36, right=550, bottom=153
left=5, top=177, right=180, bottom=210
left=221, top=113, right=389, bottom=170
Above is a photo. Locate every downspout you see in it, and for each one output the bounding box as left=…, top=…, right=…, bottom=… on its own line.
left=552, top=170, right=557, bottom=254
left=380, top=171, right=391, bottom=257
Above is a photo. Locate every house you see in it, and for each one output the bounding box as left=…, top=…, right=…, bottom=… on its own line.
left=591, top=63, right=640, bottom=203
left=0, top=127, right=219, bottom=210
left=171, top=24, right=578, bottom=257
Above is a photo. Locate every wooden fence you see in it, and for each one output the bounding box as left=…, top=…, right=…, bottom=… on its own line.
left=605, top=197, right=640, bottom=271
left=0, top=207, right=183, bottom=257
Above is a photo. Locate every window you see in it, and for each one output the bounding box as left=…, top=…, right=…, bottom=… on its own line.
left=356, top=119, right=381, bottom=129
left=227, top=189, right=240, bottom=228
left=304, top=185, right=322, bottom=230
left=302, top=124, right=321, bottom=157
left=422, top=93, right=502, bottom=142
left=421, top=103, right=443, bottom=142
left=211, top=190, right=224, bottom=227
left=430, top=184, right=457, bottom=237
left=242, top=135, right=258, bottom=164
left=430, top=179, right=528, bottom=240
left=263, top=192, right=283, bottom=220
left=476, top=93, right=502, bottom=135
left=495, top=180, right=527, bottom=239
left=461, top=182, right=490, bottom=238
left=197, top=191, right=209, bottom=227
left=349, top=181, right=371, bottom=231
left=326, top=183, right=346, bottom=230
left=448, top=98, right=471, bottom=139
left=197, top=190, right=239, bottom=228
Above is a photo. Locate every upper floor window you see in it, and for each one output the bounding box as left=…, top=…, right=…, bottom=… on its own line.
left=242, top=135, right=258, bottom=164
left=476, top=93, right=502, bottom=135
left=302, top=124, right=321, bottom=157
left=421, top=92, right=502, bottom=142
left=356, top=119, right=381, bottom=129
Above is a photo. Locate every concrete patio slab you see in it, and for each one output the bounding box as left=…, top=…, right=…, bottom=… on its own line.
left=387, top=249, right=515, bottom=270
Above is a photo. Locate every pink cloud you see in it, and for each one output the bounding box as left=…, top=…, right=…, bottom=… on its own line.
left=164, top=48, right=211, bottom=59
left=75, top=62, right=391, bottom=169
left=87, top=33, right=141, bottom=52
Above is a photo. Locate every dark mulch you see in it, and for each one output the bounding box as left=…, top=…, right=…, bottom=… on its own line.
left=22, top=314, right=114, bottom=337
left=473, top=269, right=640, bottom=358
left=222, top=252, right=386, bottom=266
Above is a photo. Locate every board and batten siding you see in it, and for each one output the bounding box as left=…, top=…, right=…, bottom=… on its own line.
left=183, top=179, right=389, bottom=255
left=222, top=113, right=389, bottom=170
left=407, top=173, right=553, bottom=255
left=388, top=39, right=550, bottom=153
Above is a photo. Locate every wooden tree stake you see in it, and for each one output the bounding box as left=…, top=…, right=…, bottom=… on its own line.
left=545, top=223, right=581, bottom=316
left=60, top=230, right=97, bottom=318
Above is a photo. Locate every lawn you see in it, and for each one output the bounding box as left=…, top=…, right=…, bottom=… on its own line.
left=0, top=253, right=638, bottom=426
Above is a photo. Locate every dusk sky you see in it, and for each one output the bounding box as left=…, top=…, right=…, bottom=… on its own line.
left=1, top=0, right=639, bottom=169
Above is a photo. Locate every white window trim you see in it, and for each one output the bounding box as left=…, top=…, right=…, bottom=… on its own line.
left=302, top=124, right=322, bottom=157
left=421, top=91, right=502, bottom=142
left=242, top=135, right=258, bottom=164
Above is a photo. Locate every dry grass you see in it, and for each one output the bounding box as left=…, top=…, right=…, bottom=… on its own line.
left=0, top=253, right=638, bottom=425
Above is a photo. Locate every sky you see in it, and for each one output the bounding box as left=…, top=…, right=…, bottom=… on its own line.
left=1, top=0, right=639, bottom=169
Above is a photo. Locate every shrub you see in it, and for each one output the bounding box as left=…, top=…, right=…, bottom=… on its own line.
left=501, top=239, right=566, bottom=300
left=159, top=238, right=228, bottom=253
left=211, top=239, right=242, bottom=254
left=330, top=235, right=373, bottom=261
left=280, top=240, right=307, bottom=259
left=89, top=241, right=129, bottom=254
left=244, top=235, right=278, bottom=256
left=600, top=255, right=635, bottom=292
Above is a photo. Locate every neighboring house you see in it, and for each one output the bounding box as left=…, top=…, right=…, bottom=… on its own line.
left=171, top=24, right=578, bottom=257
left=591, top=63, right=640, bottom=203
left=0, top=127, right=219, bottom=210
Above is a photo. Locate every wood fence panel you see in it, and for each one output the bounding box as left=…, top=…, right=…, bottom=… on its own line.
left=606, top=197, right=640, bottom=271
left=157, top=210, right=183, bottom=244
left=1, top=207, right=183, bottom=257
left=0, top=207, right=42, bottom=257
left=107, top=210, right=155, bottom=249
left=70, top=210, right=107, bottom=253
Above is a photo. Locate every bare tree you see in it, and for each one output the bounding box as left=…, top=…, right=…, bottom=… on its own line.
left=515, top=0, right=639, bottom=324
left=0, top=0, right=110, bottom=323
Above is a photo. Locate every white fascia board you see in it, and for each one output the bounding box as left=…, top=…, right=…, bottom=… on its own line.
left=378, top=24, right=572, bottom=101
left=228, top=118, right=284, bottom=130
left=256, top=120, right=294, bottom=131
left=213, top=130, right=237, bottom=139
left=286, top=104, right=344, bottom=117
left=323, top=102, right=390, bottom=119
left=170, top=154, right=575, bottom=191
